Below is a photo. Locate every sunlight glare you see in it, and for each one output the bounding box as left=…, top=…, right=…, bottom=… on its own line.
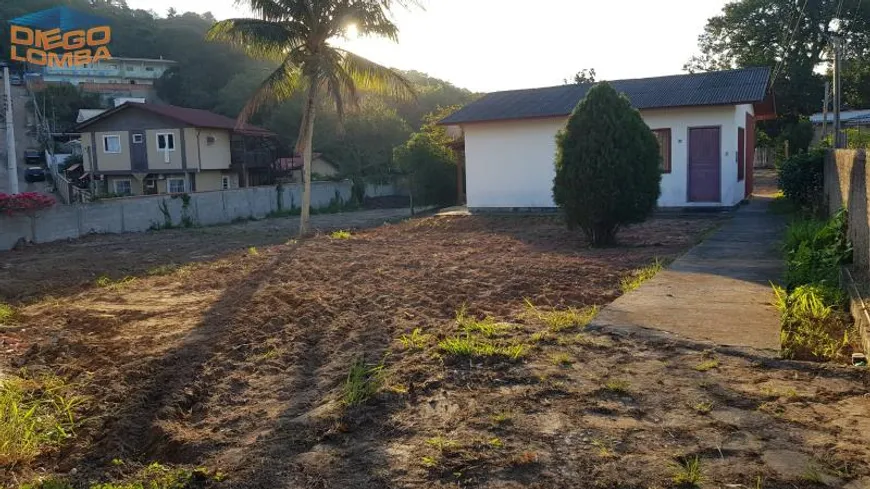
left=345, top=23, right=359, bottom=39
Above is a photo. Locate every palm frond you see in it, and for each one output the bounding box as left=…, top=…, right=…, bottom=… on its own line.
left=206, top=18, right=301, bottom=62
left=238, top=59, right=305, bottom=125
left=328, top=1, right=400, bottom=41
left=334, top=49, right=415, bottom=101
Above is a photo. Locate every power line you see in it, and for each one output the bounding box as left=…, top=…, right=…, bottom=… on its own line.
left=771, top=0, right=810, bottom=85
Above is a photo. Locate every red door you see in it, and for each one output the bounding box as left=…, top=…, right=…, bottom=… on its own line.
left=745, top=113, right=756, bottom=197
left=688, top=127, right=721, bottom=203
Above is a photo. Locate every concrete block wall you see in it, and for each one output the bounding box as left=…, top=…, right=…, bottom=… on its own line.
left=0, top=181, right=354, bottom=250
left=825, top=150, right=869, bottom=277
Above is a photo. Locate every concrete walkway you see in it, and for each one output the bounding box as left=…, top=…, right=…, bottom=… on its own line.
left=592, top=194, right=786, bottom=352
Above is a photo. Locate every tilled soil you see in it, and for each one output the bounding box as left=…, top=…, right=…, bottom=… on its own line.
left=2, top=213, right=869, bottom=489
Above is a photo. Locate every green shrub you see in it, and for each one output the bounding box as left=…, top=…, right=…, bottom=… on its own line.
left=553, top=82, right=661, bottom=246
left=783, top=209, right=852, bottom=288
left=777, top=149, right=825, bottom=215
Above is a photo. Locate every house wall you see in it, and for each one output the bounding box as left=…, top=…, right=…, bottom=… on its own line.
left=462, top=105, right=746, bottom=209
left=185, top=128, right=232, bottom=170
left=92, top=130, right=132, bottom=171
left=196, top=171, right=234, bottom=192
left=145, top=128, right=184, bottom=169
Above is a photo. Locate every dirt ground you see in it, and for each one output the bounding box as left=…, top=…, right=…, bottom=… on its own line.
left=2, top=211, right=869, bottom=489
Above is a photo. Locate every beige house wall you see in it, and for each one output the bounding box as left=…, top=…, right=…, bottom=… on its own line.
left=145, top=128, right=183, bottom=169
left=93, top=130, right=132, bottom=171
left=184, top=128, right=232, bottom=170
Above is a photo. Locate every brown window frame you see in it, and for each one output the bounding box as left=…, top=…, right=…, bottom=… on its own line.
left=652, top=128, right=672, bottom=174
left=737, top=127, right=745, bottom=182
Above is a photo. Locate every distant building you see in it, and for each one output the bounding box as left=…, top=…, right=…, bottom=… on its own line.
left=74, top=102, right=276, bottom=197
left=810, top=108, right=870, bottom=144
left=275, top=153, right=339, bottom=182
left=36, top=57, right=176, bottom=102
left=41, top=57, right=176, bottom=86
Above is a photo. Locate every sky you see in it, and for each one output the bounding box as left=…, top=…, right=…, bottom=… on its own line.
left=127, top=0, right=729, bottom=93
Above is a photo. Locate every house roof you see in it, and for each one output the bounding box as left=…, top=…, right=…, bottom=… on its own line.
left=809, top=108, right=870, bottom=124
left=76, top=109, right=106, bottom=124
left=440, top=67, right=772, bottom=125
left=74, top=102, right=275, bottom=137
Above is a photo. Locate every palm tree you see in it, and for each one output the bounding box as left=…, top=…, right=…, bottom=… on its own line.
left=207, top=0, right=416, bottom=235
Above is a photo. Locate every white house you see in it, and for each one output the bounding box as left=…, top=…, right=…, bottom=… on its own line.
left=441, top=67, right=775, bottom=209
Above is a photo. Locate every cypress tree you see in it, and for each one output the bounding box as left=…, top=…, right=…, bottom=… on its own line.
left=553, top=82, right=662, bottom=246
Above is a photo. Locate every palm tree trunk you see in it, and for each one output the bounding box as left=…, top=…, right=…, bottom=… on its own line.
left=297, top=81, right=318, bottom=236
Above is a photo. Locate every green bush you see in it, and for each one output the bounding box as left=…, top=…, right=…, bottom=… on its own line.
left=782, top=209, right=852, bottom=288
left=777, top=149, right=825, bottom=215
left=776, top=209, right=854, bottom=361
left=553, top=82, right=661, bottom=246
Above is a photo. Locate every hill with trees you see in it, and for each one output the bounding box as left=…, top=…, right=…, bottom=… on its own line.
left=0, top=0, right=475, bottom=181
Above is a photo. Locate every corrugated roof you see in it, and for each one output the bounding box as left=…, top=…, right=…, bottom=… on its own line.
left=74, top=102, right=275, bottom=137
left=441, top=67, right=772, bottom=125
left=76, top=109, right=106, bottom=124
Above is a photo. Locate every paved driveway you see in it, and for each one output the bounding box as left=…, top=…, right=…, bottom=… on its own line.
left=591, top=171, right=785, bottom=352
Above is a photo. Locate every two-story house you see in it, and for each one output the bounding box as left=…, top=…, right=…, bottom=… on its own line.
left=75, top=102, right=276, bottom=196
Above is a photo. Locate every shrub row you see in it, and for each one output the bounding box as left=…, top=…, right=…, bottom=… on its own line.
left=776, top=209, right=855, bottom=361
left=777, top=149, right=824, bottom=216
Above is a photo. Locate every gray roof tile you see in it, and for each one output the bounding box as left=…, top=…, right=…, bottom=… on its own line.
left=441, top=67, right=771, bottom=125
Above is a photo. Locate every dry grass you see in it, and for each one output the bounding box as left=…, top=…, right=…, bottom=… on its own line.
left=620, top=258, right=665, bottom=293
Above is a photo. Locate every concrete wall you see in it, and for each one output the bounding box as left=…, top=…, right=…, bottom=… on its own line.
left=825, top=149, right=870, bottom=356
left=461, top=105, right=745, bottom=209
left=825, top=150, right=869, bottom=277
left=0, top=181, right=354, bottom=250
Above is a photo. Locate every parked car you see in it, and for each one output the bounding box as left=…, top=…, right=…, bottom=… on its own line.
left=9, top=74, right=23, bottom=86
left=24, top=148, right=42, bottom=164
left=24, top=166, right=45, bottom=183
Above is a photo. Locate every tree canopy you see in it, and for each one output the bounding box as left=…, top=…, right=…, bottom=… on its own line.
left=687, top=0, right=870, bottom=121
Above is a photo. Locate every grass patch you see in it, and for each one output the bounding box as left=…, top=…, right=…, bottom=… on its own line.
left=456, top=306, right=512, bottom=337
left=491, top=410, right=513, bottom=426
left=692, top=401, right=714, bottom=414
left=694, top=359, right=719, bottom=372
left=591, top=439, right=615, bottom=458
left=248, top=246, right=259, bottom=256
left=341, top=359, right=384, bottom=407
left=522, top=299, right=598, bottom=332
left=397, top=328, right=430, bottom=350
left=620, top=258, right=665, bottom=293
left=329, top=230, right=352, bottom=240
left=550, top=352, right=574, bottom=367
left=774, top=284, right=853, bottom=361
left=671, top=455, right=704, bottom=487
left=1, top=373, right=84, bottom=467
left=0, top=303, right=15, bottom=324
left=438, top=335, right=527, bottom=360
left=425, top=436, right=459, bottom=451
left=95, top=275, right=137, bottom=289
left=603, top=379, right=631, bottom=394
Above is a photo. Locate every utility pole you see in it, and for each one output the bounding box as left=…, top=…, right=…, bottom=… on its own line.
left=3, top=65, right=19, bottom=194
left=832, top=35, right=843, bottom=149
left=822, top=81, right=830, bottom=139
